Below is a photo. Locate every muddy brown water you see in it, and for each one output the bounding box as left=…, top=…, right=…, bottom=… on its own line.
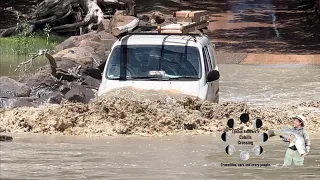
left=1, top=64, right=319, bottom=179
left=1, top=133, right=320, bottom=179
left=1, top=56, right=320, bottom=180
left=219, top=64, right=320, bottom=108
left=1, top=1, right=320, bottom=179
left=0, top=55, right=48, bottom=78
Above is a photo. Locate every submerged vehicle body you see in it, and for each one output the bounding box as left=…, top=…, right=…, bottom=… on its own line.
left=98, top=10, right=220, bottom=102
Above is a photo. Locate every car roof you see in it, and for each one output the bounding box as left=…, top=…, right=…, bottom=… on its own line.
left=114, top=34, right=209, bottom=47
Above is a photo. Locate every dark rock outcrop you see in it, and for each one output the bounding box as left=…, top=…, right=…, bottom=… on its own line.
left=82, top=68, right=103, bottom=80
left=0, top=14, right=144, bottom=109
left=81, top=76, right=102, bottom=89
left=0, top=135, right=13, bottom=142
left=19, top=73, right=62, bottom=98
left=64, top=84, right=95, bottom=104
left=0, top=77, right=31, bottom=97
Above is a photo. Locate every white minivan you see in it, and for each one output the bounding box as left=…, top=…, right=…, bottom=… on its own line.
left=98, top=32, right=220, bottom=102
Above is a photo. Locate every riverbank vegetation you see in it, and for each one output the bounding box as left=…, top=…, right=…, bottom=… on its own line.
left=0, top=23, right=65, bottom=56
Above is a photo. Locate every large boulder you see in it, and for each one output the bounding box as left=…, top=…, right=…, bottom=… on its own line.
left=56, top=31, right=101, bottom=51
left=81, top=76, right=102, bottom=89
left=18, top=73, right=62, bottom=98
left=53, top=47, right=106, bottom=74
left=53, top=46, right=95, bottom=66
left=97, top=19, right=110, bottom=32
left=96, top=30, right=117, bottom=40
left=79, top=40, right=108, bottom=60
left=19, top=72, right=59, bottom=88
left=0, top=77, right=31, bottom=97
left=81, top=68, right=103, bottom=80
left=55, top=57, right=82, bottom=70
left=64, top=84, right=95, bottom=104
left=54, top=30, right=116, bottom=79
left=56, top=31, right=116, bottom=51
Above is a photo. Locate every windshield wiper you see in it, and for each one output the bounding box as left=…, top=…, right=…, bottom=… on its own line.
left=109, top=76, right=170, bottom=80
left=132, top=76, right=199, bottom=80
left=166, top=76, right=199, bottom=80
left=127, top=76, right=166, bottom=80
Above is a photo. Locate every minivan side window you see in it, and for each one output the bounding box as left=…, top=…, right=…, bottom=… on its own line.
left=203, top=46, right=212, bottom=72
left=204, top=46, right=212, bottom=71
left=207, top=44, right=216, bottom=68
left=202, top=47, right=209, bottom=74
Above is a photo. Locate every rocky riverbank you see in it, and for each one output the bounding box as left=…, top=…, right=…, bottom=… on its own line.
left=1, top=2, right=319, bottom=137
left=0, top=30, right=113, bottom=108
left=0, top=11, right=169, bottom=108
left=1, top=87, right=319, bottom=136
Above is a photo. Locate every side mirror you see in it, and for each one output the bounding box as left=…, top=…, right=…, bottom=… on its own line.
left=207, top=70, right=220, bottom=82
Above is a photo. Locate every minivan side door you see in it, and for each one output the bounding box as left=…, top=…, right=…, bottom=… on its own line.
left=202, top=46, right=215, bottom=102
left=206, top=41, right=218, bottom=70
left=205, top=41, right=219, bottom=102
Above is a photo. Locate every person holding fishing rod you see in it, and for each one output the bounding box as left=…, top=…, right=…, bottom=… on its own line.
left=280, top=115, right=311, bottom=166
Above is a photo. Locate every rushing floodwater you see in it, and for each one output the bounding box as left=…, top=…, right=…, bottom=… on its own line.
left=1, top=0, right=320, bottom=178
left=2, top=63, right=319, bottom=179
left=1, top=133, right=320, bottom=179
left=219, top=64, right=320, bottom=108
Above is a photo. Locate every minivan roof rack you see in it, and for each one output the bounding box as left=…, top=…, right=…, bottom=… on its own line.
left=116, top=10, right=209, bottom=39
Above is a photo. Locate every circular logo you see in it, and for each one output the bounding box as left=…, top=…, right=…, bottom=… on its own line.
left=240, top=151, right=250, bottom=161
left=253, top=118, right=263, bottom=129
left=222, top=113, right=268, bottom=159
left=253, top=145, right=263, bottom=156
left=258, top=132, right=269, bottom=142
left=221, top=131, right=232, bottom=142
left=240, top=113, right=249, bottom=123
left=226, top=145, right=236, bottom=155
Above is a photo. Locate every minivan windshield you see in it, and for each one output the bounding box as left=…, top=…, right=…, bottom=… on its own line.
left=106, top=45, right=202, bottom=80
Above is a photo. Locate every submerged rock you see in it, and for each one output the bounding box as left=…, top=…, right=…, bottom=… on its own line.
left=19, top=73, right=62, bottom=97
left=0, top=135, right=13, bottom=142
left=0, top=97, right=35, bottom=109
left=64, top=84, right=95, bottom=104
left=81, top=76, right=101, bottom=89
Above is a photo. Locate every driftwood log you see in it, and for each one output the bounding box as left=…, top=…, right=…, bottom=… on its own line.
left=112, top=17, right=139, bottom=37
left=0, top=0, right=136, bottom=37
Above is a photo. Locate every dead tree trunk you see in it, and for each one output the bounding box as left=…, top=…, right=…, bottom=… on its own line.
left=0, top=0, right=136, bottom=37
left=32, top=0, right=104, bottom=33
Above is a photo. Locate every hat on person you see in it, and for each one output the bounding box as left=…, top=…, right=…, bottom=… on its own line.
left=293, top=114, right=306, bottom=127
